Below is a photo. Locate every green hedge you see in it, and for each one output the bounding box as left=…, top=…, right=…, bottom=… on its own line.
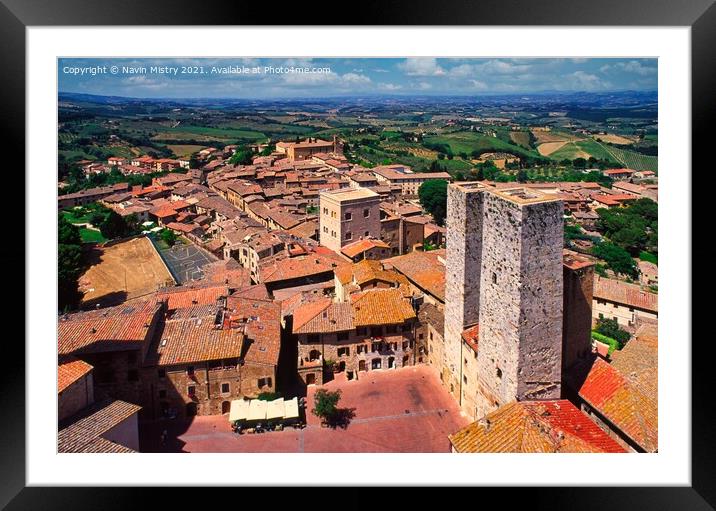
left=591, top=331, right=621, bottom=355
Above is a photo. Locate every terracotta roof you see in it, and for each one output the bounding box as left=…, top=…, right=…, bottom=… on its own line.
left=578, top=355, right=657, bottom=452
left=292, top=298, right=335, bottom=332
left=348, top=259, right=410, bottom=292
left=351, top=288, right=416, bottom=327
left=286, top=220, right=319, bottom=239
left=201, top=259, right=252, bottom=289
left=156, top=284, right=229, bottom=311
left=58, top=399, right=140, bottom=453
left=341, top=238, right=390, bottom=258
left=58, top=357, right=93, bottom=394
left=604, top=168, right=635, bottom=175
left=593, top=276, right=657, bottom=312
left=449, top=400, right=626, bottom=453
left=259, top=254, right=340, bottom=284
left=563, top=250, right=594, bottom=271
left=231, top=284, right=271, bottom=300
left=461, top=324, right=479, bottom=354
left=418, top=303, right=444, bottom=337
left=296, top=300, right=354, bottom=334
left=148, top=305, right=245, bottom=366
left=225, top=297, right=281, bottom=366
left=58, top=300, right=162, bottom=356
left=384, top=249, right=446, bottom=302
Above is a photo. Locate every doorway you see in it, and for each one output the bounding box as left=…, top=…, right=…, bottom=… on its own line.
left=221, top=401, right=230, bottom=414
left=306, top=373, right=316, bottom=385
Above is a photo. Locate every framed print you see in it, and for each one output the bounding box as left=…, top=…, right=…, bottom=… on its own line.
left=4, top=0, right=711, bottom=507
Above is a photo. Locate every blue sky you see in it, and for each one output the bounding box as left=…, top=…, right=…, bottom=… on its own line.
left=58, top=57, right=657, bottom=99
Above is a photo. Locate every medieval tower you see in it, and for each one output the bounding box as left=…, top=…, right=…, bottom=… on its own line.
left=444, top=183, right=564, bottom=420
left=444, top=183, right=488, bottom=400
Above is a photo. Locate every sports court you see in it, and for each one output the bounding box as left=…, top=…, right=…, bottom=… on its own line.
left=160, top=242, right=218, bottom=283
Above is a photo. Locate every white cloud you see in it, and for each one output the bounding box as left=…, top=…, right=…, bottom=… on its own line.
left=342, top=73, right=371, bottom=85
left=398, top=58, right=445, bottom=76
left=601, top=60, right=657, bottom=76
left=564, top=71, right=610, bottom=90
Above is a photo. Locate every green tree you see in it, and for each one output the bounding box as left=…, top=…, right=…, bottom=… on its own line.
left=591, top=241, right=638, bottom=278
left=228, top=147, right=254, bottom=165
left=99, top=210, right=129, bottom=240
left=594, top=317, right=631, bottom=346
left=58, top=216, right=83, bottom=311
left=312, top=389, right=341, bottom=422
left=59, top=215, right=81, bottom=245
left=516, top=169, right=529, bottom=183
left=418, top=179, right=448, bottom=227
left=161, top=228, right=177, bottom=247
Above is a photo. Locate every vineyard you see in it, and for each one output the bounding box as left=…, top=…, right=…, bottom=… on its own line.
left=599, top=143, right=658, bottom=172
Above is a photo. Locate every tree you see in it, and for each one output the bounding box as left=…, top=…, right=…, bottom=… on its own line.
left=591, top=241, right=638, bottom=278
left=58, top=216, right=83, bottom=311
left=594, top=317, right=631, bottom=346
left=99, top=210, right=129, bottom=240
left=59, top=215, right=81, bottom=245
left=161, top=228, right=177, bottom=247
left=228, top=147, right=254, bottom=166
left=312, top=389, right=341, bottom=422
left=418, top=179, right=448, bottom=227
left=516, top=169, right=529, bottom=183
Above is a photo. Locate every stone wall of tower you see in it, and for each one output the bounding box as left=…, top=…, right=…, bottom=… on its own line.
left=562, top=261, right=595, bottom=372
left=444, top=184, right=486, bottom=400
left=475, top=192, right=564, bottom=419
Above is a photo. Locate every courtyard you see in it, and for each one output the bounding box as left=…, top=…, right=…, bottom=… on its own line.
left=141, top=365, right=470, bottom=453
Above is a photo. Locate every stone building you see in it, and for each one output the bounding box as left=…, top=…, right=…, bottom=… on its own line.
left=443, top=183, right=564, bottom=420
left=592, top=276, right=658, bottom=332
left=444, top=183, right=488, bottom=404
left=562, top=251, right=595, bottom=374
left=142, top=297, right=280, bottom=419
left=58, top=300, right=165, bottom=415
left=292, top=289, right=417, bottom=386
left=319, top=188, right=381, bottom=254
left=474, top=187, right=564, bottom=419
left=58, top=357, right=141, bottom=453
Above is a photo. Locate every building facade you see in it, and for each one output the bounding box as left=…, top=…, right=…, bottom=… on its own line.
left=319, top=188, right=381, bottom=254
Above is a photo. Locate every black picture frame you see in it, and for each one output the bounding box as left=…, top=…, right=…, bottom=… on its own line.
left=3, top=0, right=709, bottom=507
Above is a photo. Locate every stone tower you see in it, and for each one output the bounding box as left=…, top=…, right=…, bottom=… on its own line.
left=474, top=187, right=564, bottom=420
left=562, top=250, right=595, bottom=373
left=443, top=182, right=488, bottom=399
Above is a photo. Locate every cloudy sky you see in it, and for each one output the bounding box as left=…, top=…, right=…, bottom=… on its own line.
left=58, top=57, right=657, bottom=98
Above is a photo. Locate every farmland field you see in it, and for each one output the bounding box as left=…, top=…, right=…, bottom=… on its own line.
left=600, top=143, right=658, bottom=171
left=509, top=131, right=532, bottom=149
left=537, top=141, right=568, bottom=156
left=423, top=132, right=542, bottom=160
left=592, top=133, right=636, bottom=145
left=166, top=144, right=205, bottom=158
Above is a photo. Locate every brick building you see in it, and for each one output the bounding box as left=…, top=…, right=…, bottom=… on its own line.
left=292, top=288, right=417, bottom=385
left=58, top=300, right=165, bottom=413
left=141, top=296, right=280, bottom=419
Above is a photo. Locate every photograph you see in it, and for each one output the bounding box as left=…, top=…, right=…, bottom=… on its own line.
left=56, top=56, right=659, bottom=455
